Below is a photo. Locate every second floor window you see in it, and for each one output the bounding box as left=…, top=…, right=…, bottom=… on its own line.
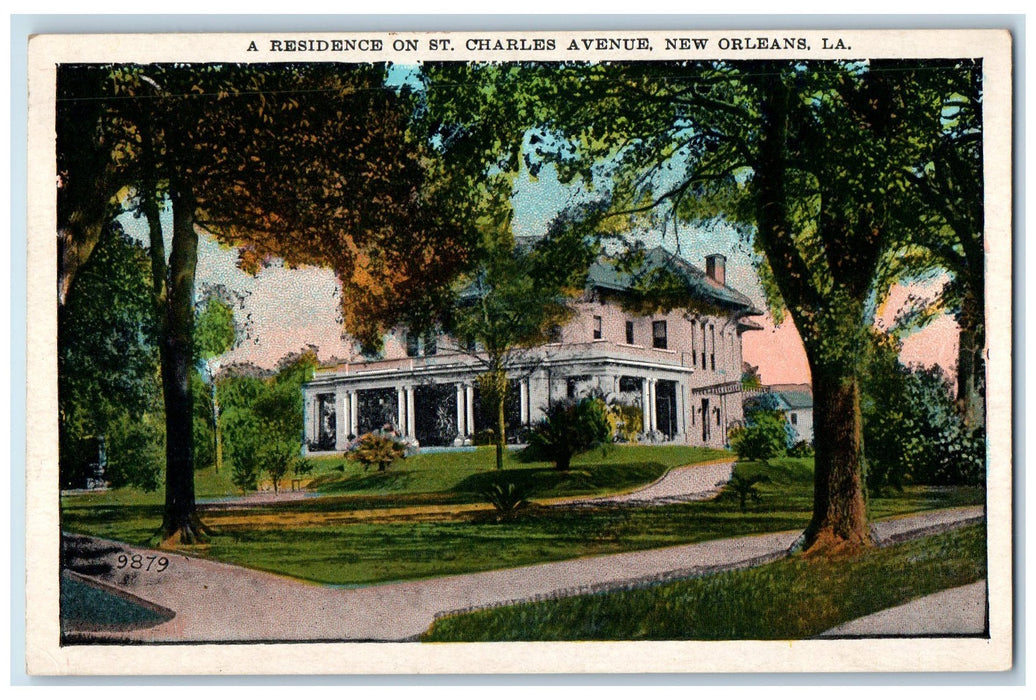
left=406, top=329, right=439, bottom=357
left=652, top=320, right=668, bottom=350
left=593, top=315, right=603, bottom=340
left=625, top=320, right=635, bottom=345
left=710, top=325, right=716, bottom=370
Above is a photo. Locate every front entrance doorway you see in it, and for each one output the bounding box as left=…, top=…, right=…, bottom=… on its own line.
left=655, top=380, right=678, bottom=438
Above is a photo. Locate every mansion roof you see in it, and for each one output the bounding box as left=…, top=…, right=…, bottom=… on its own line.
left=587, top=247, right=761, bottom=316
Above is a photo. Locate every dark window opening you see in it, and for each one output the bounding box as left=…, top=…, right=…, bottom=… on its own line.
left=790, top=413, right=798, bottom=426
left=652, top=320, right=668, bottom=349
left=593, top=315, right=603, bottom=340
left=423, top=330, right=437, bottom=356
left=406, top=329, right=439, bottom=357
left=547, top=325, right=563, bottom=343
left=618, top=376, right=641, bottom=394
left=625, top=320, right=635, bottom=345
left=690, top=321, right=697, bottom=365
left=405, top=332, right=420, bottom=357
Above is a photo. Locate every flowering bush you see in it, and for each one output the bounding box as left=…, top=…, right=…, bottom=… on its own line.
left=347, top=432, right=408, bottom=472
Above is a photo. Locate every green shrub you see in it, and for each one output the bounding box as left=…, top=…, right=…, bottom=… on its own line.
left=787, top=440, right=815, bottom=458
left=717, top=473, right=770, bottom=512
left=104, top=411, right=164, bottom=492
left=863, top=352, right=986, bottom=492
left=525, top=397, right=613, bottom=471
left=348, top=432, right=407, bottom=472
left=728, top=410, right=791, bottom=462
left=478, top=477, right=535, bottom=521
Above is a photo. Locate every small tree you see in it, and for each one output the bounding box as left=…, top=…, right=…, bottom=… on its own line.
left=348, top=433, right=407, bottom=472
left=525, top=397, right=613, bottom=471
left=194, top=292, right=243, bottom=473
left=446, top=209, right=604, bottom=470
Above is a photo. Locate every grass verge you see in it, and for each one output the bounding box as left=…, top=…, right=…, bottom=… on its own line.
left=422, top=524, right=987, bottom=641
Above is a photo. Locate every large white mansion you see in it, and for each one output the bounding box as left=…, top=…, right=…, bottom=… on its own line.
left=302, top=247, right=762, bottom=452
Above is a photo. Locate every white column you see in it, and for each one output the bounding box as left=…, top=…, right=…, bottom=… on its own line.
left=519, top=378, right=529, bottom=425
left=302, top=396, right=311, bottom=454
left=641, top=379, right=651, bottom=433
left=649, top=379, right=658, bottom=433
left=455, top=384, right=465, bottom=445
left=465, top=385, right=475, bottom=439
left=678, top=383, right=686, bottom=438
left=309, top=397, right=320, bottom=444
left=335, top=393, right=348, bottom=450
left=396, top=387, right=405, bottom=434
left=349, top=391, right=359, bottom=438
left=406, top=386, right=416, bottom=438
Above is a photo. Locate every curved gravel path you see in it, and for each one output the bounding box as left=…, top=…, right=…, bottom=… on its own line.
left=561, top=460, right=735, bottom=506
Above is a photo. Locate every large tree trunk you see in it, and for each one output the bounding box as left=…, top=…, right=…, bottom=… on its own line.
left=956, top=283, right=986, bottom=431
left=158, top=184, right=207, bottom=545
left=797, top=368, right=872, bottom=555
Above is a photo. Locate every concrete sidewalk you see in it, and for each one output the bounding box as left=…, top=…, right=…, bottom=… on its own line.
left=63, top=505, right=984, bottom=643
left=819, top=580, right=987, bottom=637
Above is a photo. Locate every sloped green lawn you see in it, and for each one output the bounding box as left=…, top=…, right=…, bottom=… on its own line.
left=423, top=524, right=987, bottom=641
left=60, top=453, right=984, bottom=587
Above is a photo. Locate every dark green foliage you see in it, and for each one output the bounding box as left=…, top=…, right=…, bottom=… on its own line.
left=221, top=351, right=316, bottom=493
left=728, top=410, right=791, bottom=462
left=525, top=397, right=613, bottom=471
left=718, top=473, right=770, bottom=513
left=103, top=412, right=164, bottom=492
left=191, top=370, right=216, bottom=470
left=348, top=433, right=407, bottom=472
left=477, top=476, right=535, bottom=521
left=863, top=338, right=986, bottom=492
left=58, top=227, right=164, bottom=491
left=787, top=441, right=815, bottom=458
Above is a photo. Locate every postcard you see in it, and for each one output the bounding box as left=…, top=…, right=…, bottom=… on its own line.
left=25, top=28, right=1013, bottom=674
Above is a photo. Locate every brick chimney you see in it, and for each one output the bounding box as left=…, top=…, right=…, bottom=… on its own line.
left=705, top=254, right=726, bottom=286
